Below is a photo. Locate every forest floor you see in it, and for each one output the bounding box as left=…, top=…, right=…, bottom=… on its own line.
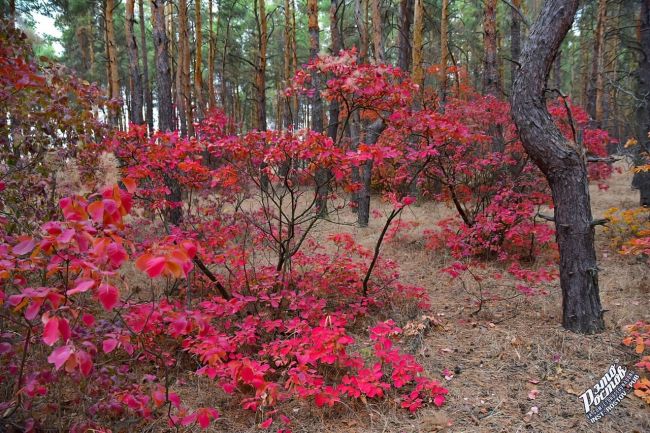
left=165, top=165, right=650, bottom=433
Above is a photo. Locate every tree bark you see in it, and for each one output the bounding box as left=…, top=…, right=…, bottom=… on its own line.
left=510, top=0, right=521, bottom=93
left=126, top=0, right=144, bottom=125
left=370, top=0, right=384, bottom=63
left=483, top=0, right=500, bottom=97
left=180, top=0, right=194, bottom=136
left=358, top=119, right=385, bottom=227
left=255, top=0, right=267, bottom=131
left=397, top=0, right=413, bottom=72
left=208, top=0, right=216, bottom=110
left=105, top=0, right=121, bottom=126
left=633, top=0, right=650, bottom=205
left=511, top=0, right=605, bottom=334
left=439, top=0, right=449, bottom=102
left=354, top=0, right=369, bottom=63
left=140, top=0, right=154, bottom=131
left=151, top=0, right=173, bottom=131
left=412, top=0, right=424, bottom=89
left=594, top=0, right=607, bottom=125
left=195, top=0, right=205, bottom=118
left=328, top=0, right=342, bottom=144
left=308, top=0, right=328, bottom=216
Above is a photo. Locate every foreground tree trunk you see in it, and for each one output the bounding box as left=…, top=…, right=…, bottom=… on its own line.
left=511, top=0, right=605, bottom=334
left=126, top=0, right=144, bottom=125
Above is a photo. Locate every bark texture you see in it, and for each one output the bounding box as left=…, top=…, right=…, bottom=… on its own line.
left=483, top=0, right=500, bottom=96
left=397, top=0, right=413, bottom=72
left=126, top=0, right=144, bottom=125
left=633, top=0, right=650, bottom=205
left=511, top=0, right=605, bottom=334
left=105, top=0, right=121, bottom=125
left=510, top=0, right=521, bottom=92
left=139, top=0, right=154, bottom=131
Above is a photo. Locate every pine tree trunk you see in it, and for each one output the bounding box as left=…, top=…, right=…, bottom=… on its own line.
left=594, top=0, right=607, bottom=125
left=179, top=0, right=194, bottom=136
left=510, top=0, right=521, bottom=93
left=553, top=50, right=562, bottom=90
left=126, top=0, right=144, bottom=125
left=483, top=0, right=500, bottom=96
left=440, top=0, right=449, bottom=102
left=328, top=0, right=342, bottom=143
left=511, top=0, right=605, bottom=334
left=354, top=0, right=369, bottom=63
left=397, top=0, right=413, bottom=72
left=151, top=0, right=173, bottom=131
left=140, top=0, right=154, bottom=131
left=633, top=0, right=650, bottom=205
left=151, top=0, right=182, bottom=225
left=105, top=0, right=121, bottom=126
left=208, top=0, right=216, bottom=110
left=412, top=0, right=424, bottom=89
left=357, top=119, right=385, bottom=227
left=195, top=0, right=205, bottom=118
left=308, top=0, right=328, bottom=216
left=370, top=0, right=384, bottom=63
left=256, top=0, right=267, bottom=131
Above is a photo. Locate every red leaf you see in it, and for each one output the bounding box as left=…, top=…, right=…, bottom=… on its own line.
left=67, top=279, right=95, bottom=295
left=81, top=313, right=95, bottom=326
left=433, top=394, right=446, bottom=407
left=76, top=350, right=93, bottom=376
left=136, top=254, right=166, bottom=278
left=97, top=284, right=119, bottom=310
left=87, top=200, right=104, bottom=223
left=42, top=316, right=60, bottom=346
left=122, top=177, right=137, bottom=193
left=47, top=345, right=72, bottom=370
left=107, top=243, right=128, bottom=268
left=259, top=417, right=273, bottom=429
left=102, top=338, right=118, bottom=353
left=13, top=239, right=36, bottom=256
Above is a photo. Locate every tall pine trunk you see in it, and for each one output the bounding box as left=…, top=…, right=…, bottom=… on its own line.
left=512, top=0, right=605, bottom=334
left=370, top=0, right=384, bottom=63
left=510, top=0, right=521, bottom=92
left=308, top=0, right=328, bottom=216
left=140, top=0, right=154, bottom=131
left=483, top=0, right=500, bottom=96
left=151, top=0, right=182, bottom=225
left=105, top=0, right=121, bottom=126
left=195, top=0, right=205, bottom=118
left=397, top=0, right=413, bottom=72
left=439, top=0, right=449, bottom=103
left=126, top=0, right=144, bottom=125
left=633, top=0, right=650, bottom=206
left=179, top=0, right=194, bottom=136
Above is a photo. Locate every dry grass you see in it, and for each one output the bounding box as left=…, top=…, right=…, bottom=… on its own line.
left=218, top=163, right=648, bottom=433
left=131, top=164, right=649, bottom=432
